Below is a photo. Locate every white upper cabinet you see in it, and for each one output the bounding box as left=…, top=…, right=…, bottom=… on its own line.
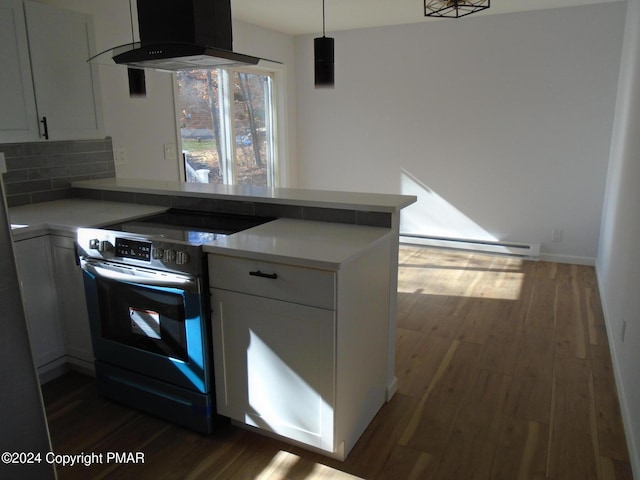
left=0, top=0, right=103, bottom=143
left=0, top=0, right=38, bottom=142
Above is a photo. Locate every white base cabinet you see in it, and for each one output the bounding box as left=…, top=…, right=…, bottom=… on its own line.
left=209, top=234, right=392, bottom=460
left=14, top=233, right=94, bottom=382
left=50, top=235, right=93, bottom=371
left=14, top=236, right=66, bottom=378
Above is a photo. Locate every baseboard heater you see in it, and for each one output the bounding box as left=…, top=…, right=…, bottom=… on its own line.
left=400, top=234, right=540, bottom=260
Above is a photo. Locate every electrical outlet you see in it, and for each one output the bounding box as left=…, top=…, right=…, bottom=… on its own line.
left=621, top=319, right=627, bottom=343
left=114, top=148, right=127, bottom=165
left=552, top=228, right=563, bottom=243
left=164, top=144, right=177, bottom=161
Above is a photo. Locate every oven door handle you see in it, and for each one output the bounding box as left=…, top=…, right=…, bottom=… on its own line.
left=81, top=259, right=199, bottom=292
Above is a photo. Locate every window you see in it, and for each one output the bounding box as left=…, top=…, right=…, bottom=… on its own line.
left=176, top=68, right=277, bottom=187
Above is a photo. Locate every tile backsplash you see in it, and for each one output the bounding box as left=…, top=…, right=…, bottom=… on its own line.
left=0, top=138, right=115, bottom=207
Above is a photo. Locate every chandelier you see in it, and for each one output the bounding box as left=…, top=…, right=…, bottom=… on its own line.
left=424, top=0, right=490, bottom=18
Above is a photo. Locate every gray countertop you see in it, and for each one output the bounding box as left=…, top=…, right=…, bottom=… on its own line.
left=204, top=218, right=392, bottom=270
left=72, top=178, right=416, bottom=213
left=9, top=199, right=167, bottom=240
left=9, top=198, right=393, bottom=269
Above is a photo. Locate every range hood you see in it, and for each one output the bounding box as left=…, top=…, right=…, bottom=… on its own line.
left=89, top=0, right=269, bottom=71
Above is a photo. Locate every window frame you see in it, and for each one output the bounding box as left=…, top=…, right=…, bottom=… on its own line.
left=173, top=61, right=286, bottom=188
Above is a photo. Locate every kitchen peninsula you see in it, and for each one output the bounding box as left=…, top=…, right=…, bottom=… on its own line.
left=12, top=177, right=415, bottom=459
left=71, top=178, right=415, bottom=372
left=70, top=178, right=415, bottom=458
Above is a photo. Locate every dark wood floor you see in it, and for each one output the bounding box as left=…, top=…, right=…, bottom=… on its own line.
left=42, top=246, right=632, bottom=479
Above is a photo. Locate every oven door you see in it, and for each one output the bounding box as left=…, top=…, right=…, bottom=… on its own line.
left=81, top=258, right=210, bottom=394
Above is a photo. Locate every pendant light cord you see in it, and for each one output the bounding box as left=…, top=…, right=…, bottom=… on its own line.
left=129, top=0, right=135, bottom=44
left=322, top=0, right=326, bottom=38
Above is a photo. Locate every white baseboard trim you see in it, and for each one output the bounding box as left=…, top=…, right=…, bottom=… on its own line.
left=539, top=253, right=596, bottom=266
left=386, top=376, right=398, bottom=402
left=595, top=262, right=640, bottom=480
left=400, top=234, right=540, bottom=260
left=399, top=235, right=597, bottom=266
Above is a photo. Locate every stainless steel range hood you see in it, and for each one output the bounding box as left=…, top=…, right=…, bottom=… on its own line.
left=89, top=0, right=270, bottom=71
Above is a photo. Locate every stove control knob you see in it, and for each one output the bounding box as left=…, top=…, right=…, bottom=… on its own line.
left=176, top=251, right=190, bottom=265
left=152, top=248, right=164, bottom=260
left=98, top=240, right=113, bottom=253
left=89, top=239, right=100, bottom=250
left=163, top=249, right=176, bottom=263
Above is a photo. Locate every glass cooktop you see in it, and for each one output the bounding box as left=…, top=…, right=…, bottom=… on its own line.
left=111, top=209, right=274, bottom=245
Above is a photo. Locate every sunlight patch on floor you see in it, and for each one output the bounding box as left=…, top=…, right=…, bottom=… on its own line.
left=255, top=450, right=363, bottom=480
left=398, top=247, right=525, bottom=301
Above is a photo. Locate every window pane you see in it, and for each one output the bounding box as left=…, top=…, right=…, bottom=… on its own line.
left=177, top=68, right=275, bottom=187
left=232, top=71, right=273, bottom=186
left=177, top=69, right=224, bottom=184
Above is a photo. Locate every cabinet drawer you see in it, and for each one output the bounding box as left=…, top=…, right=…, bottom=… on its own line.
left=208, top=255, right=335, bottom=310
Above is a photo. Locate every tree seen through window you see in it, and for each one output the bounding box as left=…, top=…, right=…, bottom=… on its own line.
left=177, top=68, right=275, bottom=187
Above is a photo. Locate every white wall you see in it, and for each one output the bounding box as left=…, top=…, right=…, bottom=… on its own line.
left=598, top=0, right=640, bottom=475
left=294, top=3, right=626, bottom=263
left=38, top=0, right=297, bottom=186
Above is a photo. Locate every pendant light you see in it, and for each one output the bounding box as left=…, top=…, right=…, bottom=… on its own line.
left=424, top=0, right=490, bottom=18
left=314, top=0, right=334, bottom=88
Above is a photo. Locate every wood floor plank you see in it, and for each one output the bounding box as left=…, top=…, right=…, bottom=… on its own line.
left=514, top=327, right=556, bottom=379
left=488, top=300, right=527, bottom=339
left=432, top=369, right=511, bottom=480
left=477, top=332, right=520, bottom=375
left=506, top=374, right=553, bottom=424
left=375, top=445, right=439, bottom=480
left=525, top=279, right=557, bottom=330
left=548, top=378, right=599, bottom=480
left=554, top=281, right=587, bottom=359
left=396, top=325, right=458, bottom=399
left=491, top=418, right=549, bottom=480
left=400, top=340, right=482, bottom=455
left=458, top=298, right=504, bottom=344
left=397, top=307, right=467, bottom=399
left=599, top=456, right=634, bottom=480
left=591, top=372, right=630, bottom=461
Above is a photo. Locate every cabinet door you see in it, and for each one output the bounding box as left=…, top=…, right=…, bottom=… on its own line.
left=211, top=288, right=336, bottom=452
left=50, top=235, right=93, bottom=368
left=0, top=0, right=38, bottom=142
left=24, top=1, right=103, bottom=140
left=14, top=236, right=65, bottom=370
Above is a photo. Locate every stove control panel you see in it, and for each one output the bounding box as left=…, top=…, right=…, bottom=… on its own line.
left=78, top=228, right=201, bottom=277
left=115, top=238, right=151, bottom=261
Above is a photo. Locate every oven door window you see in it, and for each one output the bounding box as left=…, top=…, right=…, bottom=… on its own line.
left=96, top=278, right=188, bottom=361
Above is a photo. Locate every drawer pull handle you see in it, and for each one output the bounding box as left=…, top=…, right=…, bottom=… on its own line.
left=40, top=116, right=49, bottom=140
left=249, top=270, right=278, bottom=280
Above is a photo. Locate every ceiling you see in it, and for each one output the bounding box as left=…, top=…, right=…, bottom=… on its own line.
left=230, top=0, right=622, bottom=36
